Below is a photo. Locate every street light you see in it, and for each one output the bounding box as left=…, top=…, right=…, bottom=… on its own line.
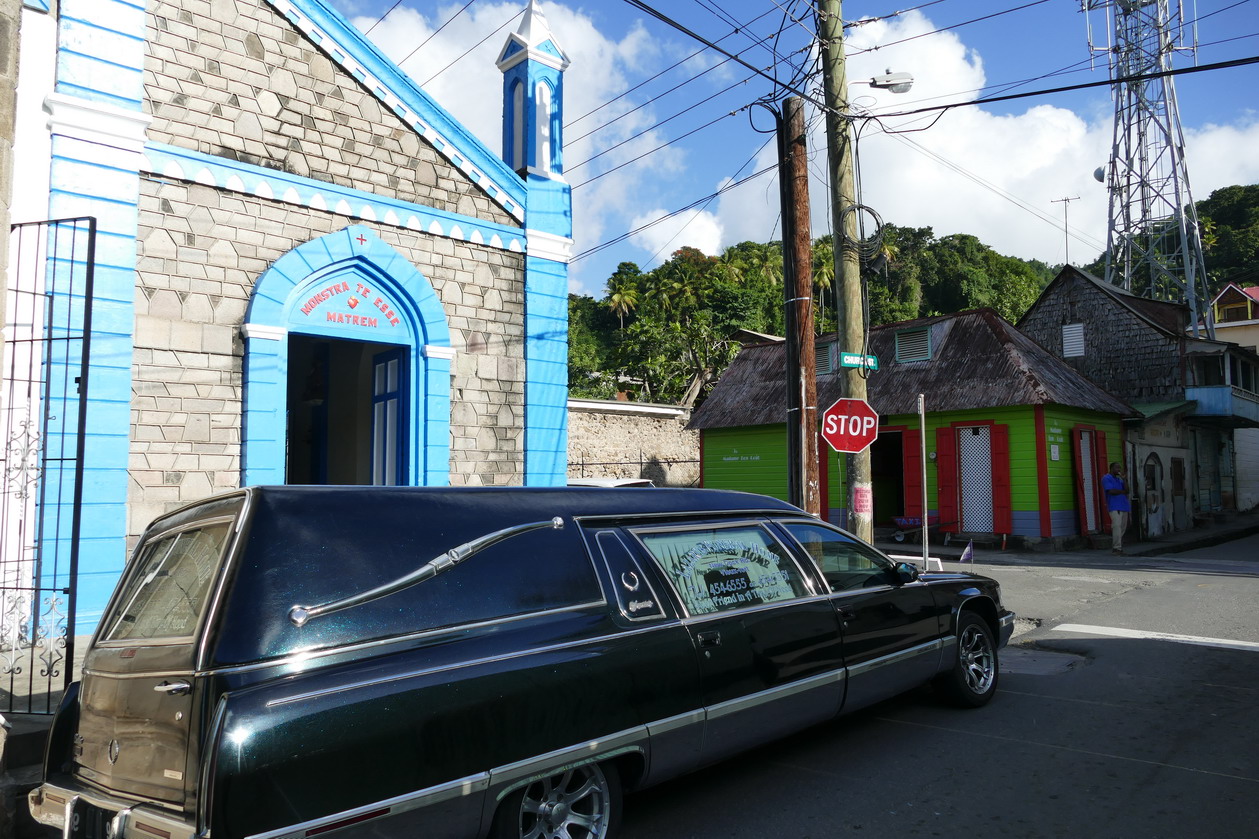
left=864, top=70, right=914, bottom=94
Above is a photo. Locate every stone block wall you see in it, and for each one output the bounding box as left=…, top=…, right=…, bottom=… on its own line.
left=144, top=0, right=513, bottom=227
left=567, top=399, right=700, bottom=487
left=129, top=176, right=525, bottom=539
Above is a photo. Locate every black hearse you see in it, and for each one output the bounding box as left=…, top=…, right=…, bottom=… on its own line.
left=30, top=486, right=1013, bottom=839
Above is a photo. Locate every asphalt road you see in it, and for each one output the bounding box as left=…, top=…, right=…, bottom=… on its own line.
left=619, top=538, right=1259, bottom=839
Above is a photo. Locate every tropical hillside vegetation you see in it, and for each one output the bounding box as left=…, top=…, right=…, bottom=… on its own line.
left=570, top=184, right=1259, bottom=407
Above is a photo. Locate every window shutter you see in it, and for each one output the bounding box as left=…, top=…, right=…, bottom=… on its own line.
left=991, top=424, right=1012, bottom=534
left=895, top=328, right=930, bottom=362
left=1062, top=322, right=1085, bottom=357
left=935, top=427, right=959, bottom=532
left=816, top=343, right=833, bottom=374
left=903, top=430, right=923, bottom=519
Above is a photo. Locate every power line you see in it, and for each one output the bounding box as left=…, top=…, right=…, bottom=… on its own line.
left=617, top=0, right=832, bottom=113
left=873, top=54, right=1259, bottom=120
left=420, top=8, right=523, bottom=87
left=573, top=164, right=778, bottom=262
left=396, top=0, right=482, bottom=69
left=847, top=0, right=1053, bottom=58
left=566, top=7, right=780, bottom=128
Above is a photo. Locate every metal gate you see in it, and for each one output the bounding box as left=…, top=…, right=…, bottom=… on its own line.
left=2, top=217, right=95, bottom=714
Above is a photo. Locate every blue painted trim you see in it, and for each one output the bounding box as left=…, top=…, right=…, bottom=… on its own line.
left=268, top=0, right=526, bottom=221
left=524, top=255, right=568, bottom=486
left=144, top=144, right=525, bottom=252
left=243, top=227, right=451, bottom=487
left=24, top=0, right=52, bottom=11
left=56, top=0, right=147, bottom=109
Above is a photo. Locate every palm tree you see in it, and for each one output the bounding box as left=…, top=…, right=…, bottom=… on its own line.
left=607, top=285, right=638, bottom=331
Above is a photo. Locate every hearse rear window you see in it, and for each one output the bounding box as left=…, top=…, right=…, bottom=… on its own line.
left=101, top=522, right=231, bottom=642
left=636, top=524, right=808, bottom=615
left=212, top=491, right=603, bottom=664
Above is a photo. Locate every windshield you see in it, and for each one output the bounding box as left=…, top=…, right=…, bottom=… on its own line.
left=100, top=521, right=231, bottom=642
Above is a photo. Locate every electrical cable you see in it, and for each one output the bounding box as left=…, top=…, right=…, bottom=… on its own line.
left=572, top=164, right=778, bottom=262
left=362, top=0, right=406, bottom=37
left=871, top=53, right=1259, bottom=120
left=569, top=72, right=760, bottom=170
left=617, top=0, right=832, bottom=113
left=847, top=0, right=1053, bottom=58
left=566, top=7, right=780, bottom=128
left=420, top=7, right=523, bottom=87
left=395, top=0, right=481, bottom=69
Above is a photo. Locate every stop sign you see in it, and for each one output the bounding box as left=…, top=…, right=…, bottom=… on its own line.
left=821, top=398, right=879, bottom=453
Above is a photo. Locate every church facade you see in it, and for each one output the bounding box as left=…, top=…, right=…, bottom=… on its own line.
left=7, top=0, right=573, bottom=635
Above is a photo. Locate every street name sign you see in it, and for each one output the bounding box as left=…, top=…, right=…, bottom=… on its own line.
left=821, top=398, right=879, bottom=453
left=839, top=353, right=879, bottom=371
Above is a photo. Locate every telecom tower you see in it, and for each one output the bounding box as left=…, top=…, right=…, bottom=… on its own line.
left=1084, top=0, right=1213, bottom=338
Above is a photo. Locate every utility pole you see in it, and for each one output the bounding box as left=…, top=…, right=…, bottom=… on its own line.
left=818, top=0, right=872, bottom=541
left=779, top=96, right=820, bottom=516
left=1052, top=196, right=1079, bottom=265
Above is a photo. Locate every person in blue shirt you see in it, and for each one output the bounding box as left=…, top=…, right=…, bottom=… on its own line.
left=1102, top=462, right=1131, bottom=555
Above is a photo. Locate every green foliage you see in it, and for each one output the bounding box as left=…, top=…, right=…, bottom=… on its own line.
left=1080, top=183, right=1259, bottom=292
left=1197, top=184, right=1259, bottom=291
left=567, top=191, right=1250, bottom=405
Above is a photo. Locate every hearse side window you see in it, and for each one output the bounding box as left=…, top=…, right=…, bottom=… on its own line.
left=781, top=522, right=894, bottom=592
left=595, top=531, right=666, bottom=621
left=101, top=522, right=231, bottom=642
left=636, top=524, right=809, bottom=616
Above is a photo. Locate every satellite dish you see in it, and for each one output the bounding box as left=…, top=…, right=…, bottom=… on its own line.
left=1093, top=166, right=1106, bottom=183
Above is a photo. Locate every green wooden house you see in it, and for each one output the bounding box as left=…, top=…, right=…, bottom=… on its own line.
left=690, top=309, right=1135, bottom=547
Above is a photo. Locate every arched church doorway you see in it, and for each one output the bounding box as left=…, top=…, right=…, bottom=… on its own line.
left=287, top=335, right=407, bottom=485
left=242, top=227, right=453, bottom=488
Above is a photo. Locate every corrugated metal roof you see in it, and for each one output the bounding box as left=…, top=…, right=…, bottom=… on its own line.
left=689, top=308, right=1134, bottom=430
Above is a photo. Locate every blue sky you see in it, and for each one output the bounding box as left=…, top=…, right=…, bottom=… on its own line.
left=328, top=0, right=1259, bottom=297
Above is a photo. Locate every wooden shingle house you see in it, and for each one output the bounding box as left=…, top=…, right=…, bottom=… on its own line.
left=690, top=309, right=1133, bottom=548
left=1018, top=268, right=1259, bottom=533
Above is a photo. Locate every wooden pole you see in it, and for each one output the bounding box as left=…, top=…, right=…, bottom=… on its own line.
left=779, top=97, right=820, bottom=515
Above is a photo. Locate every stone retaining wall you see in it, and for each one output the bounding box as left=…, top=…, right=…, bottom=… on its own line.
left=567, top=399, right=700, bottom=487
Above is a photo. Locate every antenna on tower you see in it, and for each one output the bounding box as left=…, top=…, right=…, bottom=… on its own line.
left=1082, top=0, right=1214, bottom=338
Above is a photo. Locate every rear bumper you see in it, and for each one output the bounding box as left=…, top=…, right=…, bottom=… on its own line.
left=28, top=780, right=199, bottom=839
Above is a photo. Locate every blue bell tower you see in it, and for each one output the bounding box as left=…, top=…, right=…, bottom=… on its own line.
left=497, top=1, right=573, bottom=485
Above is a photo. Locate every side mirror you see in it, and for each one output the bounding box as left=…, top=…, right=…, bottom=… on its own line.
left=893, top=562, right=920, bottom=584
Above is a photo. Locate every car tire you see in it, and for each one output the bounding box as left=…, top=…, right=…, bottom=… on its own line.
left=490, top=761, right=622, bottom=839
left=934, top=610, right=998, bottom=707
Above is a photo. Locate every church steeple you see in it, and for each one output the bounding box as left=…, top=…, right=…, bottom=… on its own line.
left=497, top=0, right=569, bottom=177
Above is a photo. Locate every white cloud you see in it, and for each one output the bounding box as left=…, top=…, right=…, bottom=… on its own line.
left=627, top=207, right=724, bottom=263
left=343, top=2, right=1257, bottom=293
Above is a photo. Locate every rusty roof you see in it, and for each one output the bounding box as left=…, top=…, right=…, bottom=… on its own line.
left=688, top=308, right=1134, bottom=430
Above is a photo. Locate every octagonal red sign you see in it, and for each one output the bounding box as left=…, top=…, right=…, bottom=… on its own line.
left=821, top=398, right=879, bottom=453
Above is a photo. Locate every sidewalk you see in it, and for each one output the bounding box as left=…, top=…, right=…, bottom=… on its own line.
left=876, top=508, right=1259, bottom=569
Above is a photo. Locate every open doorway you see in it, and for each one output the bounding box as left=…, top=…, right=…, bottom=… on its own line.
left=871, top=431, right=905, bottom=525
left=287, top=335, right=407, bottom=485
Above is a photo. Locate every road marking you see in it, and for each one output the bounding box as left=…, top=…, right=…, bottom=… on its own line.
left=1054, top=623, right=1259, bottom=653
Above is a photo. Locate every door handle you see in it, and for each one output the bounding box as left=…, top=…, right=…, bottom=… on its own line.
left=153, top=680, right=191, bottom=695
left=696, top=630, right=722, bottom=648
left=837, top=606, right=856, bottom=620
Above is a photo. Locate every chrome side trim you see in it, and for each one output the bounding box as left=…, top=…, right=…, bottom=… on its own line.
left=244, top=773, right=491, bottom=839
left=488, top=728, right=648, bottom=793
left=844, top=639, right=942, bottom=679
left=706, top=668, right=845, bottom=720
left=214, top=598, right=613, bottom=678
left=264, top=618, right=682, bottom=707
left=645, top=708, right=705, bottom=736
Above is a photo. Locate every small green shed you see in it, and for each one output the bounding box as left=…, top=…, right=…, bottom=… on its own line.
left=690, top=309, right=1135, bottom=546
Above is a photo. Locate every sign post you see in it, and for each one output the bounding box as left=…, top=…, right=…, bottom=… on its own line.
left=820, top=398, right=879, bottom=454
